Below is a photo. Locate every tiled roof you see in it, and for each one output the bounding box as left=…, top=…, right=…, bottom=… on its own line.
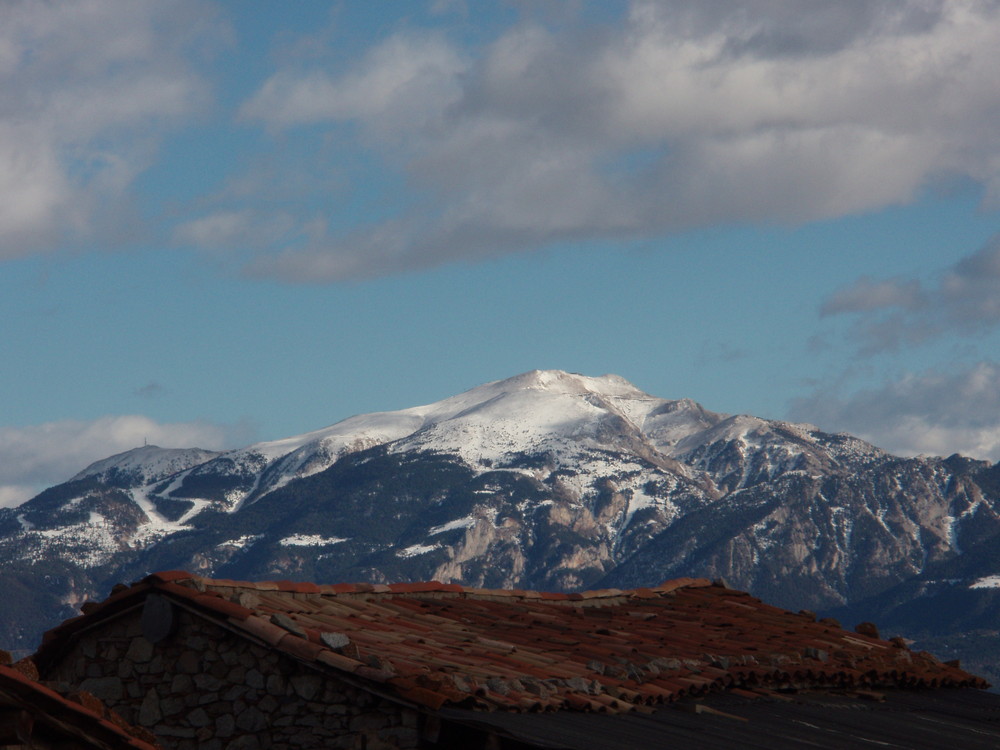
left=0, top=651, right=160, bottom=749
left=35, top=573, right=988, bottom=715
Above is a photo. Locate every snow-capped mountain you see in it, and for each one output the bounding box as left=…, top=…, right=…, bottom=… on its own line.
left=142, top=370, right=722, bottom=510
left=4, top=370, right=1000, bottom=680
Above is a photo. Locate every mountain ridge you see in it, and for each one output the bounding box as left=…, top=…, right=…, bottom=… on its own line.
left=3, top=369, right=1000, bottom=683
left=68, top=369, right=833, bottom=513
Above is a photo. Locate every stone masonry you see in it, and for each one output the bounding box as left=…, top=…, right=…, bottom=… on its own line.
left=43, top=606, right=420, bottom=750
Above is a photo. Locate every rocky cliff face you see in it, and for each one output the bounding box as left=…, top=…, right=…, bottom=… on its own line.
left=3, top=370, right=1000, bottom=663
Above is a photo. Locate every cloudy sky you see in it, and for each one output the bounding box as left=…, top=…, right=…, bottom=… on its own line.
left=4, top=0, right=1000, bottom=506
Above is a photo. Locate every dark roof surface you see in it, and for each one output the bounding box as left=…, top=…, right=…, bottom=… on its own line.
left=35, top=572, right=989, bottom=715
left=440, top=688, right=1000, bottom=750
left=0, top=653, right=160, bottom=749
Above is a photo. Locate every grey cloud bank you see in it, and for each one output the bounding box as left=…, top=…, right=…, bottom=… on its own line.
left=822, top=236, right=1000, bottom=352
left=2, top=1, right=1000, bottom=280
left=789, top=361, right=1000, bottom=461
left=231, top=0, right=1000, bottom=281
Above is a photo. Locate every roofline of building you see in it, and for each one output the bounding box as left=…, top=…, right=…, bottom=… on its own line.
left=31, top=572, right=991, bottom=716
left=0, top=661, right=160, bottom=750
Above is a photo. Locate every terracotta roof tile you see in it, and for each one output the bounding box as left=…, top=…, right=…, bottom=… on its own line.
left=237, top=614, right=290, bottom=646
left=144, top=570, right=193, bottom=584
left=31, top=574, right=991, bottom=715
left=313, top=649, right=363, bottom=672
left=155, top=581, right=203, bottom=602
left=322, top=583, right=363, bottom=594
left=275, top=633, right=325, bottom=662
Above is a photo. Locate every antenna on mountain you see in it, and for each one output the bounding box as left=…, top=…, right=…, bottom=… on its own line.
left=144, top=437, right=147, bottom=447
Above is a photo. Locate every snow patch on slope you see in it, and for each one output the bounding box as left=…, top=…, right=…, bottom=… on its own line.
left=217, top=534, right=263, bottom=549
left=397, top=543, right=442, bottom=558
left=429, top=516, right=477, bottom=536
left=970, top=575, right=1000, bottom=589
left=279, top=534, right=349, bottom=547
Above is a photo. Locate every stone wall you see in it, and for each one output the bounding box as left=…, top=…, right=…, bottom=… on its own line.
left=42, top=606, right=420, bottom=750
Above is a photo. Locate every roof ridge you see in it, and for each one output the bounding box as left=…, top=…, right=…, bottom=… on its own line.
left=144, top=571, right=717, bottom=601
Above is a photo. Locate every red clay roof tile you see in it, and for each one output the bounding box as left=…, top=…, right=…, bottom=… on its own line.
left=276, top=633, right=325, bottom=662
left=322, top=583, right=361, bottom=593
left=144, top=570, right=193, bottom=583
left=236, top=614, right=291, bottom=647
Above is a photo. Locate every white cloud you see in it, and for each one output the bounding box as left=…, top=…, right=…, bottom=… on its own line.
left=232, top=0, right=1000, bottom=280
left=788, top=361, right=1000, bottom=460
left=0, top=415, right=252, bottom=508
left=0, top=0, right=221, bottom=258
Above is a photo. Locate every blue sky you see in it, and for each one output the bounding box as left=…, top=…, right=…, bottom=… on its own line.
left=5, top=0, right=1000, bottom=505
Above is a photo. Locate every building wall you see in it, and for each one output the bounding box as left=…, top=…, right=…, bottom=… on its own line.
left=41, top=606, right=420, bottom=750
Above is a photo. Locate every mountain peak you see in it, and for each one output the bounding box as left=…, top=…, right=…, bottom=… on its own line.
left=482, top=369, right=651, bottom=400
left=72, top=445, right=222, bottom=486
